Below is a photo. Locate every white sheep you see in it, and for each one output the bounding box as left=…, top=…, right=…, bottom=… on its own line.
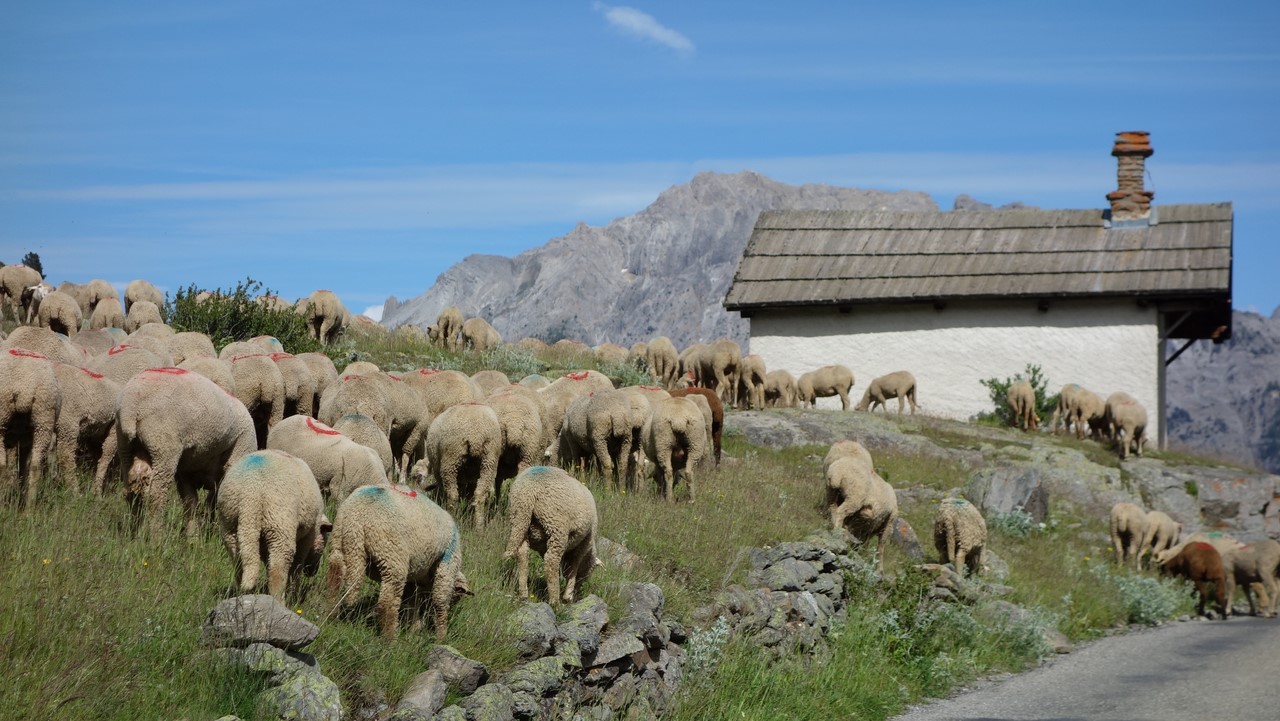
left=642, top=396, right=707, bottom=503
left=425, top=402, right=502, bottom=529
left=933, top=498, right=986, bottom=576
left=327, top=484, right=471, bottom=640
left=215, top=449, right=331, bottom=599
left=822, top=439, right=874, bottom=475
left=1104, top=392, right=1148, bottom=459
left=1109, top=501, right=1148, bottom=570
left=265, top=414, right=389, bottom=503
left=855, top=371, right=918, bottom=414
left=1138, top=510, right=1181, bottom=570
left=826, top=455, right=898, bottom=572
left=50, top=363, right=121, bottom=497
left=0, top=348, right=62, bottom=507
left=797, top=365, right=855, bottom=410
left=503, top=466, right=601, bottom=605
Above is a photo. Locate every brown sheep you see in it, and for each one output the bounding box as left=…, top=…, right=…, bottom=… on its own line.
left=1006, top=380, right=1038, bottom=432
left=1161, top=541, right=1228, bottom=618
left=797, top=365, right=855, bottom=411
left=855, top=370, right=918, bottom=414
left=1110, top=502, right=1149, bottom=570
left=503, top=466, right=600, bottom=604
left=0, top=348, right=62, bottom=507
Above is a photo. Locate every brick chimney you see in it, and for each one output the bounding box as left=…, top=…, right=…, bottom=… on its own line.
left=1106, top=130, right=1154, bottom=222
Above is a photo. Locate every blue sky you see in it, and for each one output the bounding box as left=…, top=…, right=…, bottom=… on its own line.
left=3, top=1, right=1277, bottom=319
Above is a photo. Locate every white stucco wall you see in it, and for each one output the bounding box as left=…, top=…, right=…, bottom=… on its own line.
left=747, top=299, right=1162, bottom=442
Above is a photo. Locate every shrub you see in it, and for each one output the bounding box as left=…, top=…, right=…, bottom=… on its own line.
left=988, top=507, right=1034, bottom=539
left=1089, top=563, right=1192, bottom=624
left=976, top=363, right=1059, bottom=427
left=165, top=277, right=325, bottom=356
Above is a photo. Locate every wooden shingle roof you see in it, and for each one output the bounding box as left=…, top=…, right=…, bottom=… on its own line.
left=723, top=203, right=1233, bottom=311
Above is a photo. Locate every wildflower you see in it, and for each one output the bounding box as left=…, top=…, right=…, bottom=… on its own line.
left=1083, top=556, right=1091, bottom=561
left=295, top=608, right=303, bottom=615
left=42, top=558, right=50, bottom=565
left=143, top=560, right=149, bottom=567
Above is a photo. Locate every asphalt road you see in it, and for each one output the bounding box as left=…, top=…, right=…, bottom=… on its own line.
left=892, top=616, right=1280, bottom=721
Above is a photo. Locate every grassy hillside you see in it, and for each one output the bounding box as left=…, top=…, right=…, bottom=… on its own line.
left=0, top=331, right=1200, bottom=721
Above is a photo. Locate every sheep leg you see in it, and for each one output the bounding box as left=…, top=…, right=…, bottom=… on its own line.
left=375, top=559, right=408, bottom=639
left=562, top=548, right=582, bottom=604
left=876, top=514, right=896, bottom=573
left=430, top=567, right=455, bottom=641
left=176, top=477, right=205, bottom=540
left=56, top=427, right=80, bottom=495
left=93, top=432, right=118, bottom=498
left=265, top=528, right=295, bottom=599
left=682, top=464, right=696, bottom=504
left=515, top=541, right=531, bottom=600
left=896, top=395, right=905, bottom=414
left=837, top=388, right=849, bottom=411
left=473, top=457, right=497, bottom=530
left=220, top=527, right=244, bottom=591
left=544, top=535, right=566, bottom=606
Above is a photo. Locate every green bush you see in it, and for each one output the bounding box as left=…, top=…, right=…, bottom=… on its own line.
left=165, top=277, right=325, bottom=356
left=1089, top=563, right=1192, bottom=624
left=976, top=363, right=1059, bottom=427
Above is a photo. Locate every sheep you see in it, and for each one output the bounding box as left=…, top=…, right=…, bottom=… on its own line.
left=797, top=365, right=856, bottom=410
left=2, top=326, right=89, bottom=365
left=519, top=373, right=551, bottom=390
left=170, top=331, right=217, bottom=365
left=626, top=341, right=649, bottom=371
left=823, top=439, right=875, bottom=475
left=1050, top=384, right=1082, bottom=436
left=678, top=343, right=708, bottom=388
left=89, top=297, right=126, bottom=330
left=295, top=352, right=338, bottom=417
left=593, top=342, right=629, bottom=365
left=78, top=279, right=117, bottom=318
left=763, top=369, right=798, bottom=408
left=300, top=289, right=347, bottom=345
left=402, top=368, right=485, bottom=415
left=319, top=372, right=395, bottom=435
left=218, top=340, right=263, bottom=360
left=250, top=335, right=285, bottom=354
left=1073, top=389, right=1108, bottom=441
left=177, top=356, right=236, bottom=394
left=538, top=371, right=613, bottom=455
left=619, top=385, right=667, bottom=488
left=1220, top=539, right=1280, bottom=618
left=855, top=371, right=919, bottom=415
left=642, top=396, right=708, bottom=503
left=1153, top=532, right=1247, bottom=568
left=1109, top=502, right=1149, bottom=570
left=71, top=328, right=120, bottom=357
left=1161, top=541, right=1228, bottom=618
left=124, top=279, right=164, bottom=314
left=736, top=354, right=767, bottom=410
left=51, top=363, right=121, bottom=497
left=115, top=367, right=257, bottom=537
left=471, top=369, right=511, bottom=397
left=326, top=484, right=471, bottom=640
left=266, top=415, right=389, bottom=503
left=484, top=390, right=545, bottom=492
left=255, top=294, right=294, bottom=314
left=1138, top=510, right=1181, bottom=570
left=826, top=455, right=898, bottom=572
left=331, top=413, right=396, bottom=479
left=557, top=390, right=634, bottom=490
left=21, top=282, right=55, bottom=325
left=425, top=402, right=502, bottom=529
left=0, top=264, right=43, bottom=321
left=215, top=450, right=331, bottom=599
left=646, top=336, right=680, bottom=388
left=119, top=331, right=175, bottom=367
left=670, top=391, right=713, bottom=469
left=933, top=498, right=987, bottom=576
left=697, top=339, right=742, bottom=406
left=36, top=290, right=83, bottom=336
left=340, top=359, right=382, bottom=376
left=434, top=306, right=465, bottom=351
left=123, top=300, right=164, bottom=334
left=228, top=354, right=286, bottom=448
left=668, top=387, right=723, bottom=465
left=268, top=352, right=317, bottom=419
left=503, top=466, right=601, bottom=605
left=0, top=348, right=62, bottom=507
left=88, top=344, right=166, bottom=386
left=1006, top=380, right=1039, bottom=432
left=1104, top=392, right=1148, bottom=459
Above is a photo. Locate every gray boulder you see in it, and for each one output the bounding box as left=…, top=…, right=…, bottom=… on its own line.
left=201, top=595, right=319, bottom=651
left=509, top=603, right=558, bottom=661
left=427, top=645, right=490, bottom=694
left=459, top=683, right=515, bottom=721
left=256, top=668, right=343, bottom=721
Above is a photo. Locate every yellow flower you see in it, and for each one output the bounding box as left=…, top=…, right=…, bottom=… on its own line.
left=1083, top=556, right=1091, bottom=561
left=42, top=558, right=50, bottom=565
left=143, top=560, right=149, bottom=567
left=295, top=608, right=303, bottom=615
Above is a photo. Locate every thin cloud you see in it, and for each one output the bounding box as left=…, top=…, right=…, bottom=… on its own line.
left=593, top=3, right=693, bottom=54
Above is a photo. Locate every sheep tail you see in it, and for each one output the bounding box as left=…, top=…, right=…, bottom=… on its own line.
left=503, top=495, right=533, bottom=561
left=236, top=497, right=263, bottom=592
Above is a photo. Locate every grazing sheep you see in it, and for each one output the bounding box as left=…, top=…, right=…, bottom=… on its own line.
left=77, top=279, right=117, bottom=318
left=426, top=403, right=502, bottom=529
left=471, top=369, right=511, bottom=396
left=677, top=343, right=708, bottom=388
left=177, top=356, right=236, bottom=394
left=1050, top=384, right=1082, bottom=436
left=668, top=387, right=723, bottom=465
left=266, top=415, right=389, bottom=503
left=1220, top=539, right=1280, bottom=618
left=626, top=341, right=649, bottom=371
left=268, top=352, right=317, bottom=419
left=434, top=306, right=465, bottom=351
left=218, top=340, right=262, bottom=360
left=1161, top=541, right=1228, bottom=618
left=2, top=326, right=89, bottom=365
left=485, top=390, right=545, bottom=492
left=403, top=368, right=484, bottom=415
left=737, top=354, right=767, bottom=410
left=826, top=455, right=898, bottom=572
left=558, top=390, right=633, bottom=490
left=20, top=282, right=54, bottom=325
left=36, top=290, right=83, bottom=336
left=855, top=371, right=918, bottom=414
left=1104, top=392, right=1148, bottom=459
left=593, top=342, right=629, bottom=365
left=538, top=370, right=613, bottom=455
left=646, top=336, right=680, bottom=388
left=697, top=339, right=742, bottom=406
left=255, top=294, right=294, bottom=314
left=301, top=289, right=348, bottom=345
left=88, top=344, right=166, bottom=386
left=1073, top=389, right=1108, bottom=441
left=1006, top=380, right=1039, bottom=432
left=123, top=300, right=164, bottom=334
left=0, top=349, right=62, bottom=507
left=933, top=498, right=987, bottom=576
left=823, top=439, right=875, bottom=475
left=115, top=367, right=257, bottom=537
left=1110, top=502, right=1149, bottom=570
left=331, top=413, right=396, bottom=479
left=326, top=484, right=471, bottom=640
left=0, top=264, right=43, bottom=321
left=642, top=396, right=708, bottom=503
left=319, top=372, right=395, bottom=435
left=619, top=385, right=667, bottom=488
left=228, top=354, right=286, bottom=448
left=296, top=352, right=339, bottom=417
left=170, top=331, right=217, bottom=366
left=763, top=369, right=798, bottom=408
left=340, top=360, right=382, bottom=377
left=503, top=466, right=600, bottom=605
left=124, top=279, right=164, bottom=314
left=248, top=335, right=284, bottom=354
left=69, top=328, right=118, bottom=357
left=215, top=450, right=331, bottom=599
left=88, top=296, right=126, bottom=330
left=797, top=365, right=856, bottom=411
left=1139, top=510, right=1181, bottom=570
left=51, top=363, right=121, bottom=496
left=119, top=331, right=175, bottom=367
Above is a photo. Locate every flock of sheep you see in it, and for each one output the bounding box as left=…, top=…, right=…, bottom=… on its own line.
left=0, top=265, right=1245, bottom=645
left=1109, top=501, right=1280, bottom=619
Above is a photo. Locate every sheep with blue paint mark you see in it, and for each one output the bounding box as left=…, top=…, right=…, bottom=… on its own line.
left=215, top=449, right=331, bottom=599
left=503, top=466, right=600, bottom=605
left=266, top=414, right=389, bottom=503
left=327, top=484, right=471, bottom=640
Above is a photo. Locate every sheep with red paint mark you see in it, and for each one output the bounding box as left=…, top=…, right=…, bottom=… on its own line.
left=51, top=363, right=121, bottom=496
left=115, top=367, right=257, bottom=537
left=266, top=415, right=389, bottom=503
left=331, top=413, right=395, bottom=479
left=327, top=484, right=471, bottom=640
left=216, top=449, right=330, bottom=599
left=177, top=356, right=236, bottom=394
left=1161, top=540, right=1228, bottom=618
left=268, top=352, right=317, bottom=419
left=0, top=348, right=62, bottom=507
left=668, top=386, right=723, bottom=466
left=89, top=344, right=167, bottom=386
left=1, top=325, right=87, bottom=365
